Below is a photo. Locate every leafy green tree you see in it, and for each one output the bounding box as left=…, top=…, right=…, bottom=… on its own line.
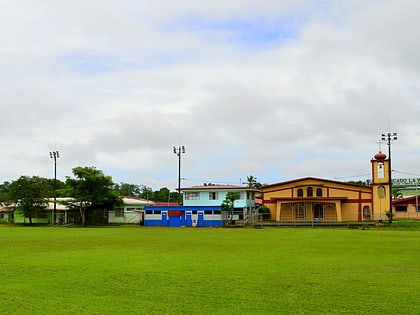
left=61, top=166, right=121, bottom=225
left=149, top=187, right=181, bottom=203
left=221, top=192, right=240, bottom=225
left=139, top=185, right=154, bottom=201
left=257, top=205, right=271, bottom=220
left=0, top=181, right=11, bottom=202
left=113, top=182, right=142, bottom=197
left=9, top=176, right=50, bottom=224
left=45, top=178, right=66, bottom=197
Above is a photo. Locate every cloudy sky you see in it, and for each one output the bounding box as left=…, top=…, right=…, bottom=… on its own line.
left=1, top=0, right=419, bottom=190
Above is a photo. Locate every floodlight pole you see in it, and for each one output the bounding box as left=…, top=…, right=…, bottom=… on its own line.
left=49, top=151, right=59, bottom=224
left=173, top=146, right=185, bottom=204
left=381, top=132, right=397, bottom=223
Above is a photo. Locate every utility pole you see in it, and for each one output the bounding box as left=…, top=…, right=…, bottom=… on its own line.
left=173, top=146, right=185, bottom=204
left=49, top=151, right=59, bottom=224
left=381, top=132, right=397, bottom=223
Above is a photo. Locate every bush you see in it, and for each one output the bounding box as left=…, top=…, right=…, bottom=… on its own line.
left=258, top=206, right=271, bottom=220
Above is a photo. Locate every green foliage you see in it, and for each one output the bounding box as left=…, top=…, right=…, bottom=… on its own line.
left=112, top=182, right=142, bottom=197
left=245, top=175, right=262, bottom=188
left=257, top=205, right=271, bottom=220
left=221, top=192, right=240, bottom=212
left=221, top=192, right=240, bottom=225
left=9, top=176, right=50, bottom=224
left=392, top=188, right=404, bottom=200
left=348, top=180, right=369, bottom=186
left=0, top=227, right=420, bottom=314
left=112, top=183, right=181, bottom=203
left=0, top=181, right=11, bottom=202
left=151, top=187, right=181, bottom=203
left=61, top=166, right=121, bottom=225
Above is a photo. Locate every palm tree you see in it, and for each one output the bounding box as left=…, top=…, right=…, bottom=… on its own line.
left=245, top=175, right=258, bottom=188
left=392, top=188, right=404, bottom=200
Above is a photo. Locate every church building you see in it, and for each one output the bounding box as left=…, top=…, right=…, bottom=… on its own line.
left=261, top=150, right=392, bottom=222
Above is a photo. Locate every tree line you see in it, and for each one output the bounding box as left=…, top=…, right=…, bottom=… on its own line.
left=0, top=166, right=181, bottom=225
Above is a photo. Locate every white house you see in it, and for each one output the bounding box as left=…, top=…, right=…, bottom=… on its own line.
left=108, top=196, right=155, bottom=224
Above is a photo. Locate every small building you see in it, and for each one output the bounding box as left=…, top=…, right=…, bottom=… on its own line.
left=262, top=177, right=373, bottom=222
left=392, top=196, right=420, bottom=220
left=261, top=150, right=395, bottom=223
left=0, top=203, right=13, bottom=224
left=143, top=185, right=259, bottom=227
left=143, top=206, right=222, bottom=227
left=182, top=185, right=259, bottom=222
left=108, top=196, right=154, bottom=224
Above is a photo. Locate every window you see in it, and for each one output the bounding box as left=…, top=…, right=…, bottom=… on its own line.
left=363, top=206, right=371, bottom=219
left=378, top=162, right=384, bottom=178
left=395, top=206, right=407, bottom=212
left=378, top=186, right=386, bottom=199
left=185, top=192, right=200, bottom=200
left=297, top=189, right=303, bottom=197
left=295, top=203, right=305, bottom=220
left=316, top=188, right=323, bottom=197
left=417, top=205, right=420, bottom=212
left=115, top=208, right=124, bottom=217
left=307, top=187, right=313, bottom=197
left=209, top=192, right=218, bottom=200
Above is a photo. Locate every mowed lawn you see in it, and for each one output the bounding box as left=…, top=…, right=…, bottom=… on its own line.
left=0, top=226, right=419, bottom=314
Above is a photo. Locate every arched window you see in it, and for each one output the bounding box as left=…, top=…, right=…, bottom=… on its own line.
left=297, top=189, right=303, bottom=197
left=363, top=206, right=371, bottom=220
left=316, top=188, right=323, bottom=197
left=307, top=187, right=313, bottom=197
left=378, top=186, right=386, bottom=199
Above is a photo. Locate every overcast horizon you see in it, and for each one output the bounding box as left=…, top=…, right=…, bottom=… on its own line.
left=1, top=0, right=420, bottom=190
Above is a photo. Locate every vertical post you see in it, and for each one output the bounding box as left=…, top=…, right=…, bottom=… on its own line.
left=416, top=184, right=418, bottom=220
left=173, top=146, right=186, bottom=204
left=381, top=132, right=397, bottom=223
left=49, top=151, right=59, bottom=224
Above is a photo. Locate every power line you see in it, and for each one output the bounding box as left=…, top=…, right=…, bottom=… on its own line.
left=393, top=170, right=420, bottom=177
left=334, top=173, right=371, bottom=180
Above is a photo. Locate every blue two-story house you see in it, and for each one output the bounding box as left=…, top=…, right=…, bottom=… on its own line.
left=144, top=185, right=259, bottom=227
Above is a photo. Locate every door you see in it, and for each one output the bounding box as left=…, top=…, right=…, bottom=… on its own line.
left=185, top=211, right=192, bottom=226
left=161, top=211, right=168, bottom=226
left=197, top=212, right=204, bottom=227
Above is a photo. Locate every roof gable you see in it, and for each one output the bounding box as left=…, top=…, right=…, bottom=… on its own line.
left=262, top=177, right=370, bottom=191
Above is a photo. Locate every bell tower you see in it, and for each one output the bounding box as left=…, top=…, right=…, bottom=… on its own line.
left=371, top=150, right=391, bottom=220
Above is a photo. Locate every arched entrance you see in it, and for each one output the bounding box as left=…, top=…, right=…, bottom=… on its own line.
left=313, top=204, right=324, bottom=220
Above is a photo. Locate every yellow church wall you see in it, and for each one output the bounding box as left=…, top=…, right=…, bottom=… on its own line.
left=260, top=151, right=397, bottom=223
left=340, top=203, right=361, bottom=221
left=261, top=177, right=372, bottom=222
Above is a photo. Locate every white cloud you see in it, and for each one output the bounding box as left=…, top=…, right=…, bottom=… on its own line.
left=0, top=0, right=419, bottom=190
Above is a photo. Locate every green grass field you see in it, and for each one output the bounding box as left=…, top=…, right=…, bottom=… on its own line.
left=0, top=225, right=419, bottom=314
